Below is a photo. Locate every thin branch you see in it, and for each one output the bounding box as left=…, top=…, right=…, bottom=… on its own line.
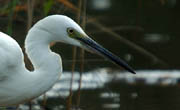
left=88, top=19, right=168, bottom=66
left=76, top=0, right=86, bottom=107
left=67, top=0, right=82, bottom=110
left=27, top=0, right=35, bottom=30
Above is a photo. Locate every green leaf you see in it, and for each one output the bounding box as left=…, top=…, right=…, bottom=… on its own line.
left=43, top=0, right=54, bottom=16
left=7, top=0, right=19, bottom=36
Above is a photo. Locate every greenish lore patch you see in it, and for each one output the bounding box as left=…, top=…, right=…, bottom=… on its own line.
left=67, top=28, right=84, bottom=39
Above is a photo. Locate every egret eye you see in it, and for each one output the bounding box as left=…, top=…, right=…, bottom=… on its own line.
left=67, top=28, right=74, bottom=35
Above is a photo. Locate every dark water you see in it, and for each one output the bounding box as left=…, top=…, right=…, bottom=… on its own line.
left=14, top=69, right=180, bottom=110
left=0, top=0, right=180, bottom=110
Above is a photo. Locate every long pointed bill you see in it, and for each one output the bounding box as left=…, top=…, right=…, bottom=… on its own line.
left=77, top=37, right=136, bottom=74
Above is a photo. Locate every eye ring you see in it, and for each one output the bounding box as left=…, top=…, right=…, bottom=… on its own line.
left=67, top=28, right=74, bottom=34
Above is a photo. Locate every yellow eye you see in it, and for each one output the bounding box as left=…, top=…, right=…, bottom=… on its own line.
left=67, top=28, right=74, bottom=35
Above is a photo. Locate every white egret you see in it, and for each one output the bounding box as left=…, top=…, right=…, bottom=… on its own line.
left=0, top=15, right=135, bottom=106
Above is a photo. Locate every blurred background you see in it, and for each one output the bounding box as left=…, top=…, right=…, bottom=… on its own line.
left=0, top=0, right=180, bottom=110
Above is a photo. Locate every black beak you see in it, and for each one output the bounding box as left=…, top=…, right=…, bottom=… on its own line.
left=77, top=37, right=136, bottom=74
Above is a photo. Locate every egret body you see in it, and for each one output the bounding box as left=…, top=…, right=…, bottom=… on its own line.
left=0, top=15, right=135, bottom=106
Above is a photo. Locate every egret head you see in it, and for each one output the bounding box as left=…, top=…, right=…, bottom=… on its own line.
left=35, top=15, right=136, bottom=74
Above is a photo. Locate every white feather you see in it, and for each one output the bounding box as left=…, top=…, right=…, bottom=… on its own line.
left=0, top=15, right=83, bottom=106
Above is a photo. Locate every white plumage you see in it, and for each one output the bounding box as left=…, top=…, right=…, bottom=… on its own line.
left=0, top=15, right=135, bottom=106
